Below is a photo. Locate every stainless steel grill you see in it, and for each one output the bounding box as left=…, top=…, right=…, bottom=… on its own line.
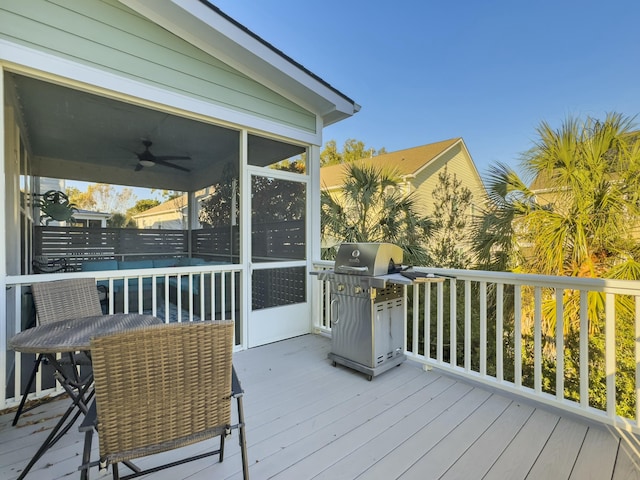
left=313, top=242, right=408, bottom=380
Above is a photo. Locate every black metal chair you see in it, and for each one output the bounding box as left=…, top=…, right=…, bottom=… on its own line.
left=79, top=321, right=249, bottom=480
left=32, top=256, right=69, bottom=274
left=12, top=278, right=103, bottom=426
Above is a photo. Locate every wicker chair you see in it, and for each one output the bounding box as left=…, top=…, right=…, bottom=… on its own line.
left=79, top=321, right=249, bottom=480
left=12, top=278, right=103, bottom=426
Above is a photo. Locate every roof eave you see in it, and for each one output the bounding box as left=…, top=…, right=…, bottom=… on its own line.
left=118, top=0, right=359, bottom=126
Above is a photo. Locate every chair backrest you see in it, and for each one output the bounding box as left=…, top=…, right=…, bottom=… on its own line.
left=90, top=321, right=234, bottom=465
left=31, top=278, right=103, bottom=325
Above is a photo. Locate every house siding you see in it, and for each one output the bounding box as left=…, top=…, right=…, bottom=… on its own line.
left=0, top=0, right=316, bottom=132
left=412, top=143, right=486, bottom=216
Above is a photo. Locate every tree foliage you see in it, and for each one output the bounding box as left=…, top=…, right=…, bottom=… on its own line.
left=320, top=139, right=387, bottom=166
left=107, top=212, right=136, bottom=228
left=471, top=112, right=640, bottom=418
left=126, top=199, right=160, bottom=217
left=321, top=163, right=432, bottom=265
left=66, top=183, right=135, bottom=213
left=472, top=113, right=640, bottom=333
left=123, top=199, right=161, bottom=227
left=151, top=189, right=183, bottom=201
left=199, top=161, right=306, bottom=228
left=428, top=166, right=473, bottom=268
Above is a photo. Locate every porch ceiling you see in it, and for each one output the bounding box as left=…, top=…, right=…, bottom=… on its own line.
left=9, top=73, right=286, bottom=192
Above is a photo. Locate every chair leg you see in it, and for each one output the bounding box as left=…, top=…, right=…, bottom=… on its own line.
left=80, top=429, right=93, bottom=480
left=219, top=432, right=225, bottom=462
left=12, top=353, right=44, bottom=426
left=237, top=395, right=249, bottom=480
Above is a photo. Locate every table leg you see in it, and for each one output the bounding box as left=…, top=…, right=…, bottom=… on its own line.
left=16, top=355, right=94, bottom=480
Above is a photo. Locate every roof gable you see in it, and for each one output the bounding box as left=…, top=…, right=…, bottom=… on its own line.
left=320, top=138, right=461, bottom=189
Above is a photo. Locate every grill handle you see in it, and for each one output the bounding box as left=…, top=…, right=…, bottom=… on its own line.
left=335, top=265, right=369, bottom=275
left=330, top=298, right=340, bottom=325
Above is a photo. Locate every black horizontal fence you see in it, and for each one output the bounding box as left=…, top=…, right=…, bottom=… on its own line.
left=191, top=225, right=239, bottom=262
left=251, top=220, right=305, bottom=260
left=33, top=226, right=188, bottom=270
left=34, top=220, right=305, bottom=270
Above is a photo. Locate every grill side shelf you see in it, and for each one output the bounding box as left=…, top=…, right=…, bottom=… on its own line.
left=311, top=270, right=389, bottom=288
left=310, top=270, right=450, bottom=287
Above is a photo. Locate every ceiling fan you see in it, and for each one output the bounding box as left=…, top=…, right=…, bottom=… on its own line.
left=134, top=140, right=191, bottom=172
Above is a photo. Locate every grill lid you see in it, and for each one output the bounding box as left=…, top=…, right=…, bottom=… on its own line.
left=334, top=242, right=403, bottom=276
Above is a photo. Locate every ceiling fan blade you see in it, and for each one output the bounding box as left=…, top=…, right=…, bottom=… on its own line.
left=153, top=158, right=190, bottom=172
left=153, top=155, right=191, bottom=161
left=134, top=163, right=144, bottom=171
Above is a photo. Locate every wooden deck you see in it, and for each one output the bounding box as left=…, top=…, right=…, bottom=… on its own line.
left=2, top=334, right=640, bottom=480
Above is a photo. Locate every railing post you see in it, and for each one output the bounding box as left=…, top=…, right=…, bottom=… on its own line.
left=480, top=282, right=487, bottom=376
left=636, top=296, right=640, bottom=428
left=464, top=280, right=471, bottom=372
left=555, top=288, right=564, bottom=401
left=605, top=293, right=616, bottom=418
left=514, top=285, right=522, bottom=387
left=425, top=282, right=431, bottom=360
left=436, top=281, right=443, bottom=363
left=496, top=283, right=504, bottom=382
left=412, top=284, right=419, bottom=355
left=449, top=279, right=457, bottom=368
left=534, top=286, right=542, bottom=393
left=579, top=291, right=588, bottom=408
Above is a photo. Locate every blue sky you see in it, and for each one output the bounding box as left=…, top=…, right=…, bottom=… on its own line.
left=214, top=0, right=640, bottom=180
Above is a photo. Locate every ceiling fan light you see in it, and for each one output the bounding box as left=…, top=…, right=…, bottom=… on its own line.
left=139, top=160, right=155, bottom=167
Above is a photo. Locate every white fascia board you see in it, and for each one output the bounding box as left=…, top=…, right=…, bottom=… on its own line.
left=118, top=0, right=359, bottom=125
left=457, top=138, right=488, bottom=195
left=0, top=40, right=321, bottom=146
left=410, top=139, right=463, bottom=178
left=411, top=138, right=488, bottom=197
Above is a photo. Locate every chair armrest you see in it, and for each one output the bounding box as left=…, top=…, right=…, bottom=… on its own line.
left=232, top=366, right=244, bottom=397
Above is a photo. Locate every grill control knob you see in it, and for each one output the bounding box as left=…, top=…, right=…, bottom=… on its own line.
left=337, top=284, right=345, bottom=291
left=354, top=286, right=362, bottom=294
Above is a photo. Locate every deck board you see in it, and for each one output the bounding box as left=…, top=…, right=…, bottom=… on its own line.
left=526, top=417, right=588, bottom=479
left=569, top=426, right=619, bottom=480
left=1, top=334, right=640, bottom=480
left=612, top=438, right=640, bottom=480
left=309, top=378, right=464, bottom=480
left=482, top=408, right=561, bottom=480
left=399, top=394, right=513, bottom=479
left=355, top=387, right=494, bottom=479
left=273, top=376, right=458, bottom=479
left=437, top=401, right=535, bottom=480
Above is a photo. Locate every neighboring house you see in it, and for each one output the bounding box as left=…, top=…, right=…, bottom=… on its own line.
left=33, top=178, right=110, bottom=226
left=72, top=209, right=111, bottom=228
left=529, top=170, right=564, bottom=204
left=1, top=0, right=359, bottom=353
left=529, top=167, right=640, bottom=243
left=133, top=188, right=218, bottom=229
left=321, top=137, right=487, bottom=217
left=133, top=194, right=189, bottom=230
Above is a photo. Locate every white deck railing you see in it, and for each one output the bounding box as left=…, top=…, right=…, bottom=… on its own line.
left=311, top=263, right=640, bottom=434
left=5, top=263, right=640, bottom=435
left=1, top=265, right=241, bottom=409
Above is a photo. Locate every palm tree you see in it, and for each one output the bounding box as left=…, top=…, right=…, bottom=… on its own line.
left=472, top=113, right=640, bottom=416
left=473, top=113, right=640, bottom=332
left=321, top=163, right=433, bottom=265
left=522, top=113, right=640, bottom=279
